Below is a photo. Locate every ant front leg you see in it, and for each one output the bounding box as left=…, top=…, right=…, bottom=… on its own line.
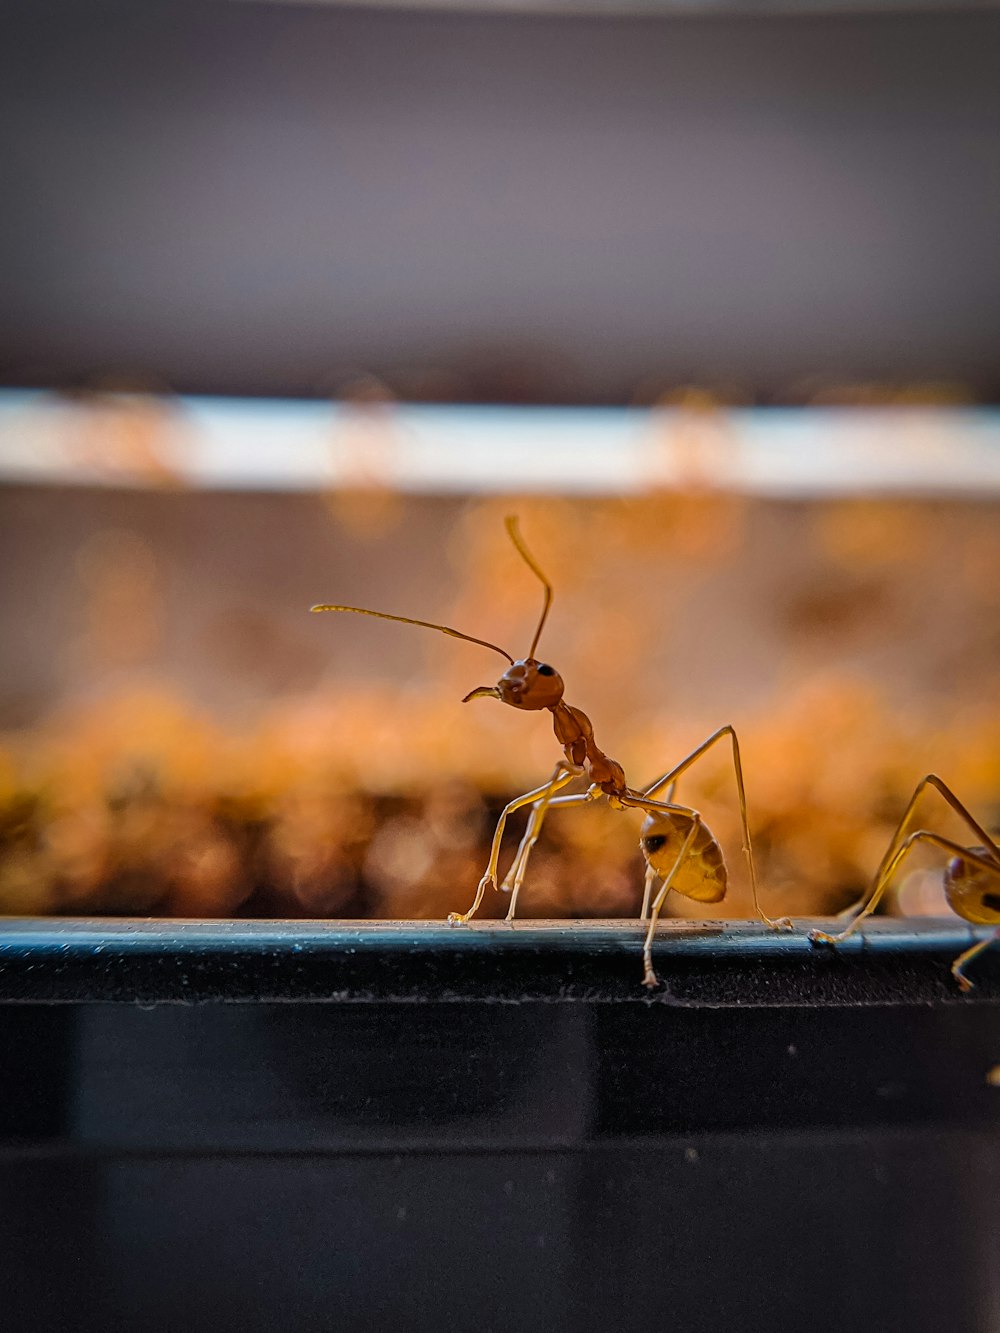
left=448, top=763, right=580, bottom=925
left=501, top=785, right=601, bottom=920
left=641, top=725, right=792, bottom=932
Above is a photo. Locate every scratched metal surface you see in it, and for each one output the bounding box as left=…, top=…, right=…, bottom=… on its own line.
left=0, top=916, right=997, bottom=1006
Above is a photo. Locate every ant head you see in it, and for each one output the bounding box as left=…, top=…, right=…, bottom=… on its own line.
left=464, top=658, right=564, bottom=712
left=312, top=515, right=561, bottom=709
left=459, top=517, right=564, bottom=712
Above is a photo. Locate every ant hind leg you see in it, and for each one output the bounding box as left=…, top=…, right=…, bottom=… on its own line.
left=951, top=927, right=1000, bottom=993
left=641, top=820, right=701, bottom=988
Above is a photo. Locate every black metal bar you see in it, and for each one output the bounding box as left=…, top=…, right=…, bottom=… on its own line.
left=1, top=916, right=997, bottom=1006
left=3, top=916, right=999, bottom=1333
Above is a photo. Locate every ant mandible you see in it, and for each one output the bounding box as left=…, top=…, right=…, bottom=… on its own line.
left=313, top=516, right=791, bottom=986
left=811, top=774, right=1000, bottom=991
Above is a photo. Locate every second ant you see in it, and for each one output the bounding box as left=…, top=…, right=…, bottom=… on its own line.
left=811, top=773, right=1000, bottom=991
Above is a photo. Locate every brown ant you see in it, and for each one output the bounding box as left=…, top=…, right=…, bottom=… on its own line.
left=811, top=774, right=1000, bottom=991
left=313, top=516, right=791, bottom=986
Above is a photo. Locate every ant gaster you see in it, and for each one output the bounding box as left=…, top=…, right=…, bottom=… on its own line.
left=313, top=516, right=790, bottom=986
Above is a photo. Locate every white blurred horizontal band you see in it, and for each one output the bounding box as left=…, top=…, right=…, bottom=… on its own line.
left=1, top=389, right=999, bottom=496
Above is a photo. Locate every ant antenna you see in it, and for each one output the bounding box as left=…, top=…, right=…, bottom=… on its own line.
left=505, top=516, right=552, bottom=660
left=310, top=603, right=515, bottom=665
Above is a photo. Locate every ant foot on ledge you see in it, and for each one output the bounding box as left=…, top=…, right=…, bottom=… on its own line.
left=808, top=929, right=840, bottom=947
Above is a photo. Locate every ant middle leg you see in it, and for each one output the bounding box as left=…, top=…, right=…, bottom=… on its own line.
left=637, top=725, right=791, bottom=931
left=505, top=774, right=680, bottom=925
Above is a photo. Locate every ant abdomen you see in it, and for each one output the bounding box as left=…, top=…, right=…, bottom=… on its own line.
left=945, top=849, right=1000, bottom=925
left=640, top=812, right=728, bottom=904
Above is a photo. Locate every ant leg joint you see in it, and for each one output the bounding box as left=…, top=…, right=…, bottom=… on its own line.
left=448, top=872, right=496, bottom=925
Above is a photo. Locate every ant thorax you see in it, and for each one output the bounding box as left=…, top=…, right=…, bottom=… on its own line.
left=945, top=849, right=1000, bottom=925
left=550, top=699, right=626, bottom=794
left=640, top=811, right=728, bottom=904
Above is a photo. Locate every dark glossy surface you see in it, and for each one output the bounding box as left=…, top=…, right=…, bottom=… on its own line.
left=1, top=916, right=999, bottom=1005
left=2, top=919, right=998, bottom=1332
left=3, top=1129, right=999, bottom=1333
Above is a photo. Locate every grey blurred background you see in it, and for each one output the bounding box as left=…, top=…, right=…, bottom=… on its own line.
left=1, top=0, right=999, bottom=403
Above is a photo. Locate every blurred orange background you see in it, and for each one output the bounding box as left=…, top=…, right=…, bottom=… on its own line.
left=2, top=420, right=998, bottom=924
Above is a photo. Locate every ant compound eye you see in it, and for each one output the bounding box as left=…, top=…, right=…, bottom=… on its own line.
left=537, top=663, right=555, bottom=676
left=642, top=835, right=667, bottom=854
